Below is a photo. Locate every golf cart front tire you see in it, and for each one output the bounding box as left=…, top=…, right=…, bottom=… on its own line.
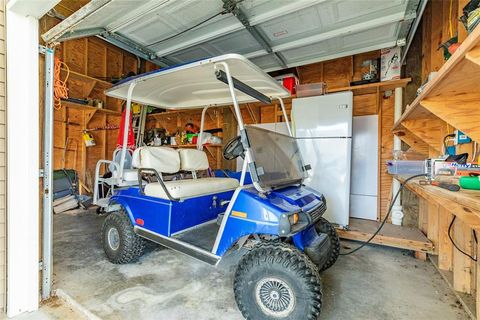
left=102, top=210, right=145, bottom=264
left=314, top=217, right=340, bottom=272
left=234, top=242, right=322, bottom=320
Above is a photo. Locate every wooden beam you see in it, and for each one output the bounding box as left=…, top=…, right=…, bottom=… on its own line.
left=438, top=208, right=454, bottom=271
left=393, top=128, right=429, bottom=156
left=85, top=109, right=97, bottom=125
left=402, top=117, right=447, bottom=154
left=453, top=218, right=473, bottom=294
left=245, top=103, right=259, bottom=124
left=337, top=218, right=434, bottom=253
left=427, top=202, right=439, bottom=255
left=421, top=93, right=480, bottom=143
left=477, top=239, right=480, bottom=319
left=418, top=197, right=429, bottom=235
left=465, top=45, right=480, bottom=67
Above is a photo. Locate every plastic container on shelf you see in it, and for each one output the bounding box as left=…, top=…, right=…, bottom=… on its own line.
left=386, top=160, right=425, bottom=175
left=296, top=82, right=327, bottom=97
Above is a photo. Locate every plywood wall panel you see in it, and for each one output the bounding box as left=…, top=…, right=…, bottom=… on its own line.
left=379, top=96, right=395, bottom=220
left=107, top=48, right=123, bottom=78
left=106, top=114, right=121, bottom=157
left=123, top=55, right=138, bottom=75
left=87, top=38, right=106, bottom=78
left=63, top=39, right=87, bottom=74
left=323, top=56, right=353, bottom=89
left=297, top=62, right=323, bottom=84
left=145, top=61, right=160, bottom=73
left=353, top=93, right=377, bottom=116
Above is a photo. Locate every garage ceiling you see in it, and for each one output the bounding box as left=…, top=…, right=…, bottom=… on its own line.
left=43, top=0, right=422, bottom=72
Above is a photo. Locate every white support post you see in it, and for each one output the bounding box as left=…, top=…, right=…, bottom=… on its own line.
left=6, top=8, right=40, bottom=317
left=391, top=87, right=404, bottom=225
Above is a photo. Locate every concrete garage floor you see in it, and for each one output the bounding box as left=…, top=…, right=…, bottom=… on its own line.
left=53, top=209, right=468, bottom=320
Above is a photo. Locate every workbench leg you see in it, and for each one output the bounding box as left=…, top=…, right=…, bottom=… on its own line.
left=477, top=238, right=480, bottom=319
left=453, top=219, right=473, bottom=294
left=438, top=209, right=453, bottom=271
left=414, top=251, right=427, bottom=261
left=427, top=202, right=439, bottom=255
left=418, top=197, right=428, bottom=235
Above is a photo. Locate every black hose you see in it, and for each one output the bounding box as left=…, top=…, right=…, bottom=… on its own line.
left=340, top=173, right=426, bottom=256
left=448, top=215, right=477, bottom=261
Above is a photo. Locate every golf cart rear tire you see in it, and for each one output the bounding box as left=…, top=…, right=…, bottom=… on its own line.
left=234, top=242, right=322, bottom=320
left=315, top=217, right=340, bottom=272
left=102, top=210, right=145, bottom=264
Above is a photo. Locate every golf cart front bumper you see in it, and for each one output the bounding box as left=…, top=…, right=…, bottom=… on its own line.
left=279, top=194, right=327, bottom=236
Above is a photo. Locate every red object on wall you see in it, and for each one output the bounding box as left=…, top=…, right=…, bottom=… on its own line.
left=275, top=73, right=299, bottom=94
left=117, top=109, right=136, bottom=150
left=282, top=77, right=297, bottom=94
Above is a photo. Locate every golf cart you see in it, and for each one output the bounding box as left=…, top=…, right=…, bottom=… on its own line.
left=93, top=54, right=340, bottom=319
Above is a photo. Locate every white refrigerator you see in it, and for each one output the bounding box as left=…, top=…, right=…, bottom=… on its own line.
left=292, top=92, right=353, bottom=227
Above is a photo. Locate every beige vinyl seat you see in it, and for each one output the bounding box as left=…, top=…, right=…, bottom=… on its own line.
left=133, top=147, right=239, bottom=200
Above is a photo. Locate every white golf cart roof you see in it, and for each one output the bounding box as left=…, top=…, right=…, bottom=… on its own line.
left=106, top=54, right=290, bottom=109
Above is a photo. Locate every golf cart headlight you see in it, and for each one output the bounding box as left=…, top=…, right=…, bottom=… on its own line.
left=288, top=212, right=299, bottom=225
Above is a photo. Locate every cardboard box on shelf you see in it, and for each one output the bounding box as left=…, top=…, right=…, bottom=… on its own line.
left=381, top=47, right=401, bottom=81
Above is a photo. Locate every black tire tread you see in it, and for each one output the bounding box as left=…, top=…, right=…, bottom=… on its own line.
left=101, top=210, right=145, bottom=264
left=315, top=217, right=340, bottom=272
left=234, top=241, right=322, bottom=320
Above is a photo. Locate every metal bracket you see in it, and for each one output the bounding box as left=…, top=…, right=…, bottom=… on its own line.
left=38, top=45, right=52, bottom=55
left=222, top=0, right=287, bottom=69
left=100, top=32, right=173, bottom=67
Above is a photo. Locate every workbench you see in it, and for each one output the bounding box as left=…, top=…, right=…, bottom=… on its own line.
left=397, top=175, right=480, bottom=319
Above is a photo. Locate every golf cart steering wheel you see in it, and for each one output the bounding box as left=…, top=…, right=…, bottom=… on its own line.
left=223, top=136, right=245, bottom=160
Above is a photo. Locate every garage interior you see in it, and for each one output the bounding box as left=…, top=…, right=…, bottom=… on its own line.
left=5, top=0, right=480, bottom=319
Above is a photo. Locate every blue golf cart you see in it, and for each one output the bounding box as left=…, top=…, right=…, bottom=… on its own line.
left=93, top=54, right=340, bottom=319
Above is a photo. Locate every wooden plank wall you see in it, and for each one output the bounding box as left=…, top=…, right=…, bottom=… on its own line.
left=41, top=15, right=145, bottom=189
left=404, top=1, right=480, bottom=317
left=407, top=0, right=476, bottom=159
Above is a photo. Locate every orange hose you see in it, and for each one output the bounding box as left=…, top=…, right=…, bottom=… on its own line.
left=54, top=56, right=69, bottom=110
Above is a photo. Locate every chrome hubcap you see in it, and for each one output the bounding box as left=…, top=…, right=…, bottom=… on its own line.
left=107, top=227, right=120, bottom=251
left=255, top=277, right=295, bottom=317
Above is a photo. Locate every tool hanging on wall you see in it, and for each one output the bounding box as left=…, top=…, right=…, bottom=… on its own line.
left=84, top=124, right=120, bottom=132
left=82, top=131, right=96, bottom=147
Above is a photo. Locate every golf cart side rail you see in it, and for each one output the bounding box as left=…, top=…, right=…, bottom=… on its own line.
left=137, top=168, right=180, bottom=201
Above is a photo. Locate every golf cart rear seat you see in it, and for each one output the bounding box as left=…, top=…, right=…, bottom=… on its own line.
left=132, top=146, right=239, bottom=200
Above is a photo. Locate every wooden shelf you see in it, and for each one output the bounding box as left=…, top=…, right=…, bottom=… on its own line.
left=392, top=26, right=480, bottom=153
left=60, top=100, right=122, bottom=115
left=396, top=175, right=480, bottom=228
left=337, top=218, right=434, bottom=254
left=61, top=68, right=112, bottom=87
left=329, top=78, right=411, bottom=95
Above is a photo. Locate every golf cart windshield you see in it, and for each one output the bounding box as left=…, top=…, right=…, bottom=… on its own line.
left=246, top=126, right=305, bottom=189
